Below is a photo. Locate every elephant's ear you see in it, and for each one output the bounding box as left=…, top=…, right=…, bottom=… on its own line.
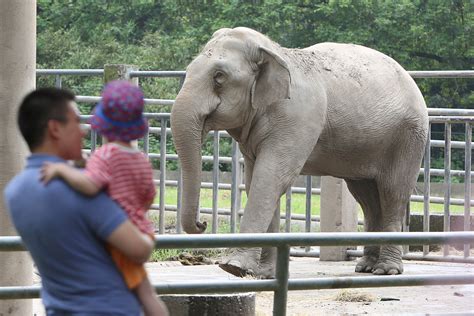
left=251, top=46, right=291, bottom=109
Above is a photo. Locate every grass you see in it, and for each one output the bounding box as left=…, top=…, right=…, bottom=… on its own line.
left=155, top=187, right=466, bottom=216
left=149, top=187, right=468, bottom=261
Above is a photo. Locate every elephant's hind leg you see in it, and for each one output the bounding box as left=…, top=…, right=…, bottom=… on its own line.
left=372, top=178, right=410, bottom=275
left=373, top=133, right=426, bottom=275
left=346, top=179, right=382, bottom=273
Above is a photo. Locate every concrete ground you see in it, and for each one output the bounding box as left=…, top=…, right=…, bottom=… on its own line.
left=33, top=256, right=474, bottom=316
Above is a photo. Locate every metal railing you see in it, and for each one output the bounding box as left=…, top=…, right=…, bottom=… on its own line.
left=1, top=232, right=474, bottom=315
left=36, top=69, right=474, bottom=263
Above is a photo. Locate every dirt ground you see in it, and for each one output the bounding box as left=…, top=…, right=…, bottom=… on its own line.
left=253, top=258, right=474, bottom=315
left=32, top=255, right=474, bottom=315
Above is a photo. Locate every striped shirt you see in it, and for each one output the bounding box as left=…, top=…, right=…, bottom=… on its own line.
left=85, top=143, right=155, bottom=234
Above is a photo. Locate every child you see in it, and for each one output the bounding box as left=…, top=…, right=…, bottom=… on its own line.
left=41, top=80, right=168, bottom=316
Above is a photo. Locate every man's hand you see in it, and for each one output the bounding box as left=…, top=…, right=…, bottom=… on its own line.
left=40, top=162, right=69, bottom=185
left=107, top=221, right=154, bottom=264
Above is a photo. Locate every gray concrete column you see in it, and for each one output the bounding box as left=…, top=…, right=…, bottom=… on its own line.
left=0, top=1, right=36, bottom=315
left=320, top=177, right=358, bottom=261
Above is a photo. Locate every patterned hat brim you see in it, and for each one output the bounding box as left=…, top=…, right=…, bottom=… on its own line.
left=89, top=102, right=148, bottom=142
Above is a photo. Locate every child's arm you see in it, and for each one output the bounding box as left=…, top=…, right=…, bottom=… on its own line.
left=41, top=162, right=100, bottom=196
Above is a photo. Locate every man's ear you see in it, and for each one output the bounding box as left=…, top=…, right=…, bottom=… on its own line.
left=47, top=120, right=62, bottom=140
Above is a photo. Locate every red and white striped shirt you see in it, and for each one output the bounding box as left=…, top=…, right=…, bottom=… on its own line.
left=85, top=143, right=155, bottom=234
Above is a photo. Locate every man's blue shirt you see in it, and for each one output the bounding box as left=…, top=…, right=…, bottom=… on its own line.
left=4, top=154, right=141, bottom=315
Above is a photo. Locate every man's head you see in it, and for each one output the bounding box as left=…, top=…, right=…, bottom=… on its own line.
left=18, top=88, right=85, bottom=160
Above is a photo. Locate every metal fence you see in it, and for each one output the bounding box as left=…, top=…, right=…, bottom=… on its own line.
left=36, top=69, right=474, bottom=264
left=1, top=232, right=474, bottom=316
left=0, top=69, right=472, bottom=315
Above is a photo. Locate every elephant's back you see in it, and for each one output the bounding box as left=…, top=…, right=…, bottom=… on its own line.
left=300, top=43, right=428, bottom=173
left=302, top=42, right=427, bottom=130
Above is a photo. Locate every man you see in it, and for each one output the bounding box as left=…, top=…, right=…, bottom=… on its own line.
left=4, top=88, right=154, bottom=315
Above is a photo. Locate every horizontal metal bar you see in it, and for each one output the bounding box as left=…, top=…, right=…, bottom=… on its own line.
left=150, top=204, right=329, bottom=223
left=429, top=116, right=474, bottom=123
left=76, top=96, right=174, bottom=106
left=420, top=168, right=472, bottom=178
left=154, top=279, right=278, bottom=294
left=293, top=249, right=474, bottom=263
left=35, top=69, right=474, bottom=79
left=430, top=140, right=472, bottom=149
left=3, top=233, right=473, bottom=251
left=36, top=69, right=104, bottom=76
left=427, top=108, right=474, bottom=116
left=129, top=70, right=186, bottom=78
left=2, top=273, right=473, bottom=299
left=152, top=232, right=474, bottom=249
left=288, top=274, right=474, bottom=291
left=0, top=286, right=41, bottom=299
left=346, top=250, right=474, bottom=263
left=410, top=194, right=473, bottom=206
left=409, top=70, right=474, bottom=78
left=0, top=237, right=26, bottom=251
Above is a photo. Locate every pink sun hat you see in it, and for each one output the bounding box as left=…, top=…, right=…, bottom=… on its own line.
left=89, top=80, right=148, bottom=142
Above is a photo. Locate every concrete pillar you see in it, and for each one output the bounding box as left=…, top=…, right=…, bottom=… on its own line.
left=0, top=1, right=36, bottom=315
left=320, top=177, right=358, bottom=261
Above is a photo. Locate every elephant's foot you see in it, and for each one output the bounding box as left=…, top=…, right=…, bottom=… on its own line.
left=372, top=246, right=403, bottom=275
left=355, top=246, right=379, bottom=273
left=254, top=247, right=277, bottom=279
left=355, top=255, right=378, bottom=273
left=218, top=248, right=260, bottom=278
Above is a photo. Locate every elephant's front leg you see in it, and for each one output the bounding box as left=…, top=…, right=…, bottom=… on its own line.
left=219, top=205, right=280, bottom=278
left=256, top=201, right=281, bottom=278
left=219, top=157, right=260, bottom=277
left=219, top=151, right=301, bottom=278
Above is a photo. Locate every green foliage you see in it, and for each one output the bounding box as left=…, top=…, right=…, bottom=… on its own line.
left=36, top=1, right=472, bottom=175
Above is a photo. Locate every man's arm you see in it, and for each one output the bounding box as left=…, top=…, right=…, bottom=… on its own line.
left=107, top=220, right=154, bottom=264
left=41, top=162, right=100, bottom=196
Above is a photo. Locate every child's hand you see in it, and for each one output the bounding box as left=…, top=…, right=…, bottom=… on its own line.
left=40, top=162, right=65, bottom=185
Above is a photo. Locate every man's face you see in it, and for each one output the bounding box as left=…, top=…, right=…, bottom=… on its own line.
left=56, top=102, right=86, bottom=160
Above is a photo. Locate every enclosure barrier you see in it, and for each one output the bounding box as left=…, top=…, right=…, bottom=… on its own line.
left=36, top=69, right=474, bottom=262
left=1, top=232, right=474, bottom=316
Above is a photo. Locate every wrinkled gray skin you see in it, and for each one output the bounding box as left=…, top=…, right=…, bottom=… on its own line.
left=170, top=27, right=428, bottom=279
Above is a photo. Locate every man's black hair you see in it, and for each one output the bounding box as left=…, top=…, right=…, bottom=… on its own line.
left=18, top=87, right=75, bottom=150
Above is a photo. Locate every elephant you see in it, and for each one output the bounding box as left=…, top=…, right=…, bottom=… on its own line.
left=170, top=27, right=428, bottom=278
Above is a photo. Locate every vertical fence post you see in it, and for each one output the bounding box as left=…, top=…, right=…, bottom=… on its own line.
left=230, top=140, right=241, bottom=233
left=273, top=245, right=290, bottom=316
left=285, top=187, right=292, bottom=233
left=443, top=123, right=452, bottom=257
left=464, top=123, right=472, bottom=258
left=305, top=176, right=312, bottom=252
left=212, top=131, right=220, bottom=233
left=159, top=118, right=167, bottom=234
left=423, top=124, right=431, bottom=256
left=177, top=163, right=183, bottom=234
left=320, top=177, right=358, bottom=261
left=55, top=74, right=62, bottom=88
left=90, top=130, right=97, bottom=153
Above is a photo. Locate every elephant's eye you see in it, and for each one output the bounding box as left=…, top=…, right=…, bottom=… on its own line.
left=214, top=71, right=226, bottom=88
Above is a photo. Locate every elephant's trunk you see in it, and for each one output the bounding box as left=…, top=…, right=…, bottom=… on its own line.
left=170, top=94, right=208, bottom=234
